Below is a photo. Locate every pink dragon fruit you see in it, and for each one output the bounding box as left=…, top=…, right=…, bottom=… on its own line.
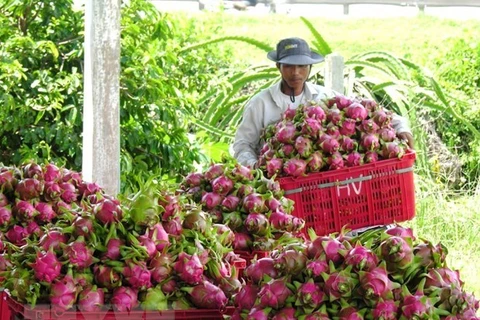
left=344, top=244, right=379, bottom=272
left=339, top=118, right=358, bottom=136
left=364, top=151, right=379, bottom=163
left=182, top=280, right=228, bottom=309
left=15, top=178, right=43, bottom=200
left=94, top=265, right=121, bottom=290
left=326, top=123, right=341, bottom=138
left=35, top=202, right=56, bottom=223
left=359, top=264, right=399, bottom=300
left=307, top=151, right=325, bottom=173
left=386, top=225, right=416, bottom=240
left=283, top=106, right=296, bottom=121
left=345, top=151, right=364, bottom=167
left=59, top=182, right=78, bottom=203
left=345, top=102, right=368, bottom=121
left=304, top=104, right=326, bottom=121
left=149, top=251, right=173, bottom=284
left=93, top=198, right=123, bottom=224
left=78, top=286, right=105, bottom=312
left=203, top=163, right=225, bottom=182
left=247, top=308, right=271, bottom=320
left=243, top=193, right=267, bottom=213
left=123, top=260, right=152, bottom=290
left=174, top=252, right=204, bottom=285
left=296, top=278, right=326, bottom=309
left=184, top=172, right=205, bottom=187
left=211, top=175, right=234, bottom=195
left=283, top=158, right=307, bottom=177
left=294, top=136, right=313, bottom=158
left=234, top=283, right=259, bottom=310
left=276, top=121, right=297, bottom=144
left=244, top=257, right=279, bottom=284
left=379, top=235, right=414, bottom=271
left=372, top=109, right=392, bottom=127
left=372, top=300, right=399, bottom=320
left=399, top=293, right=435, bottom=319
left=320, top=136, right=340, bottom=154
left=49, top=273, right=77, bottom=311
left=272, top=307, right=297, bottom=320
left=257, top=277, right=293, bottom=309
left=39, top=229, right=68, bottom=251
left=245, top=212, right=269, bottom=236
left=322, top=265, right=358, bottom=301
left=111, top=286, right=138, bottom=312
left=43, top=181, right=62, bottom=201
left=360, top=98, right=378, bottom=111
left=231, top=163, right=255, bottom=182
left=13, top=200, right=37, bottom=221
left=381, top=141, right=406, bottom=159
left=305, top=260, right=329, bottom=279
left=326, top=107, right=343, bottom=124
left=301, top=117, right=323, bottom=138
left=5, top=225, right=27, bottom=246
left=266, top=158, right=284, bottom=178
left=63, top=236, right=95, bottom=269
left=424, top=267, right=463, bottom=289
left=201, top=192, right=223, bottom=210
left=360, top=133, right=380, bottom=151
left=378, top=127, right=396, bottom=142
left=278, top=143, right=295, bottom=158
left=0, top=206, right=12, bottom=226
left=43, top=163, right=62, bottom=181
left=359, top=119, right=380, bottom=134
left=31, top=250, right=62, bottom=283
left=339, top=306, right=364, bottom=320
left=327, top=151, right=345, bottom=170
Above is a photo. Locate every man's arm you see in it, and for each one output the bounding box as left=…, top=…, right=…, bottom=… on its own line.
left=232, top=103, right=263, bottom=168
left=392, top=113, right=414, bottom=149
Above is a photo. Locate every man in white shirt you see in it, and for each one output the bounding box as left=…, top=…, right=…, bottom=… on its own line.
left=232, top=37, right=414, bottom=168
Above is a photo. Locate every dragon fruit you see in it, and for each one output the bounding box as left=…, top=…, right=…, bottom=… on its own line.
left=93, top=198, right=123, bottom=224
left=294, top=136, right=313, bottom=158
left=77, top=286, right=105, bottom=312
left=244, top=257, right=279, bottom=284
left=301, top=117, right=323, bottom=138
left=304, top=104, right=326, bottom=121
left=174, top=252, right=204, bottom=285
left=283, top=158, right=307, bottom=177
left=31, top=250, right=62, bottom=283
left=182, top=280, right=228, bottom=309
left=211, top=175, right=234, bottom=196
left=201, top=192, right=223, bottom=210
left=372, top=300, right=399, bottom=320
left=359, top=264, right=399, bottom=301
left=111, top=286, right=138, bottom=312
left=94, top=265, right=121, bottom=290
left=345, top=151, right=364, bottom=167
left=266, top=158, right=284, bottom=178
left=295, top=278, right=326, bottom=309
left=234, top=283, right=260, bottom=310
left=257, top=277, right=293, bottom=309
left=345, top=102, right=368, bottom=121
left=63, top=236, right=95, bottom=269
left=322, top=265, right=358, bottom=301
left=272, top=307, right=297, bottom=320
left=15, top=178, right=43, bottom=200
left=204, top=163, right=225, bottom=181
left=123, top=260, right=152, bottom=290
left=49, top=273, right=77, bottom=311
left=245, top=212, right=269, bottom=236
left=276, top=121, right=297, bottom=144
left=344, top=244, right=379, bottom=272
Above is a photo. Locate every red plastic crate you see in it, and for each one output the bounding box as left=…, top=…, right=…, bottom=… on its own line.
left=234, top=250, right=269, bottom=266
left=1, top=290, right=11, bottom=320
left=277, top=152, right=416, bottom=236
left=5, top=292, right=229, bottom=320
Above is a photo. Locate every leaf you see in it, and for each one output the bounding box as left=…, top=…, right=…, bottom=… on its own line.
left=300, top=16, right=332, bottom=56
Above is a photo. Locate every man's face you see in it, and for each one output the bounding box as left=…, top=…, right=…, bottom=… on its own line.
left=278, top=63, right=310, bottom=91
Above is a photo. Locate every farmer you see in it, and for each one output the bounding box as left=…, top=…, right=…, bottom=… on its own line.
left=232, top=37, right=414, bottom=168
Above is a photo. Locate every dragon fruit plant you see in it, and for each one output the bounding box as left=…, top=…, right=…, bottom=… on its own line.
left=0, top=162, right=242, bottom=312
left=258, top=94, right=411, bottom=178
left=179, top=158, right=305, bottom=253
left=232, top=225, right=479, bottom=319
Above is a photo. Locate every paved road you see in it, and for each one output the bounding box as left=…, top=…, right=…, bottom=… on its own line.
left=150, top=0, right=480, bottom=19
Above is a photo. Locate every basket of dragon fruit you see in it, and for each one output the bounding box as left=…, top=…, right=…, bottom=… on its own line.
left=258, top=95, right=417, bottom=236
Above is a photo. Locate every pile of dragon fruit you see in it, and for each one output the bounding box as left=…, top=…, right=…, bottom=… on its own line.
left=231, top=226, right=480, bottom=320
left=0, top=162, right=243, bottom=312
left=179, top=160, right=305, bottom=253
left=258, top=94, right=411, bottom=178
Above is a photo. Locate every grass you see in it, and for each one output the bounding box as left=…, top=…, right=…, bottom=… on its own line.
left=178, top=9, right=480, bottom=300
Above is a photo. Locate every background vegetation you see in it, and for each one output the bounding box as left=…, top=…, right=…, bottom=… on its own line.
left=0, top=0, right=479, bottom=302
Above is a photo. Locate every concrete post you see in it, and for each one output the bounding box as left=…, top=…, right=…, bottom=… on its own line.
left=324, top=53, right=345, bottom=94
left=83, top=0, right=121, bottom=195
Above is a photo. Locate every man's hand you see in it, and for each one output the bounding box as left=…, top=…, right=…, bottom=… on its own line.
left=397, top=132, right=414, bottom=150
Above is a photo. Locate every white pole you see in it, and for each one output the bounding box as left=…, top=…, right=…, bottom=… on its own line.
left=324, top=53, right=345, bottom=94
left=83, top=0, right=121, bottom=195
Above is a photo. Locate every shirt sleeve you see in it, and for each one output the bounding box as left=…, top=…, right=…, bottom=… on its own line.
left=232, top=100, right=264, bottom=168
left=392, top=113, right=412, bottom=135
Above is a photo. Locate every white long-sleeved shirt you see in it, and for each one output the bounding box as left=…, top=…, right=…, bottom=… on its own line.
left=232, top=81, right=412, bottom=168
